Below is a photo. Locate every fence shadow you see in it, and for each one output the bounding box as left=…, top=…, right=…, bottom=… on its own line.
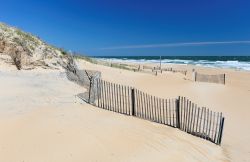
left=89, top=79, right=225, bottom=145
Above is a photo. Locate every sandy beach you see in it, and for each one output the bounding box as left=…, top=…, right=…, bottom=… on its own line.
left=0, top=58, right=250, bottom=162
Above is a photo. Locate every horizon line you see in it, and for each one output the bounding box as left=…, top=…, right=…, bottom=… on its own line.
left=100, top=41, right=250, bottom=50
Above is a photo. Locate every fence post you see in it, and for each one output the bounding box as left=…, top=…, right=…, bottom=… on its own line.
left=131, top=88, right=135, bottom=116
left=176, top=96, right=181, bottom=128
left=97, top=79, right=100, bottom=107
left=218, top=117, right=225, bottom=145
left=88, top=78, right=92, bottom=104
left=224, top=74, right=226, bottom=85
left=194, top=72, right=197, bottom=82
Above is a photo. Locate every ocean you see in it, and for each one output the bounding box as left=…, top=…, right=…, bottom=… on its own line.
left=94, top=56, right=250, bottom=71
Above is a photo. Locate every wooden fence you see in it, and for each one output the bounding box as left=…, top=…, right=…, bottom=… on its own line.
left=195, top=72, right=226, bottom=84
left=94, top=79, right=225, bottom=145
left=142, top=65, right=153, bottom=70
left=162, top=67, right=187, bottom=75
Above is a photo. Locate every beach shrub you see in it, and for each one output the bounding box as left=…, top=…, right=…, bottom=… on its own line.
left=59, top=48, right=68, bottom=55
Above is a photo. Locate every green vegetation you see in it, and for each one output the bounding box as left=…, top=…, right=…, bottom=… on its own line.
left=74, top=54, right=98, bottom=64
left=110, top=62, right=131, bottom=70
left=0, top=23, right=10, bottom=32
left=12, top=37, right=32, bottom=55
left=30, top=46, right=35, bottom=51
left=59, top=48, right=68, bottom=55
left=15, top=29, right=39, bottom=45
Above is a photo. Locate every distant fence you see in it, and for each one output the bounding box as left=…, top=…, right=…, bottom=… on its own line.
left=195, top=72, right=225, bottom=84
left=142, top=65, right=153, bottom=70
left=142, top=66, right=187, bottom=76
left=90, top=79, right=225, bottom=145
left=161, top=67, right=187, bottom=75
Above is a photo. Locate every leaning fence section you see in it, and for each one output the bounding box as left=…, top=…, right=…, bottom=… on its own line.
left=94, top=79, right=225, bottom=145
left=195, top=72, right=225, bottom=84
left=178, top=97, right=225, bottom=144
left=134, top=90, right=178, bottom=128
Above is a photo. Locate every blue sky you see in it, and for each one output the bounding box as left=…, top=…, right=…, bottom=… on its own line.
left=0, top=0, right=250, bottom=56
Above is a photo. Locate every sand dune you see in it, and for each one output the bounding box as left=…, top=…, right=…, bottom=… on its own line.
left=0, top=59, right=249, bottom=161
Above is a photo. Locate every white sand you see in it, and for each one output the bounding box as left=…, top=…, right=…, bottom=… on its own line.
left=77, top=60, right=250, bottom=162
left=1, top=58, right=248, bottom=161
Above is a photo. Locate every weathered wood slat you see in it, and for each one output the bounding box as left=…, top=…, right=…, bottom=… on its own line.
left=184, top=99, right=188, bottom=132
left=120, top=85, right=123, bottom=113
left=189, top=103, right=194, bottom=133
left=155, top=97, right=158, bottom=122
left=110, top=83, right=114, bottom=111
left=183, top=98, right=187, bottom=131
left=172, top=99, right=175, bottom=127
left=96, top=79, right=99, bottom=107
left=162, top=98, right=165, bottom=124
left=164, top=99, right=167, bottom=125
left=103, top=81, right=107, bottom=109
left=208, top=110, right=212, bottom=140
left=93, top=79, right=225, bottom=145
left=113, top=83, right=116, bottom=112
left=211, top=112, right=216, bottom=142
left=185, top=99, right=188, bottom=132
left=149, top=95, right=153, bottom=120
left=145, top=94, right=149, bottom=120
left=140, top=91, right=143, bottom=118
left=124, top=86, right=128, bottom=114
left=142, top=92, right=146, bottom=119
left=108, top=82, right=111, bottom=110
left=131, top=88, right=135, bottom=116
left=99, top=79, right=103, bottom=108
left=127, top=86, right=130, bottom=115
left=102, top=80, right=105, bottom=109
left=139, top=92, right=142, bottom=118
left=134, top=89, right=138, bottom=116
left=145, top=93, right=148, bottom=119
left=187, top=100, right=192, bottom=133
left=152, top=96, right=156, bottom=121
left=191, top=104, right=197, bottom=133
left=178, top=97, right=182, bottom=129
left=195, top=107, right=200, bottom=133
left=157, top=97, right=160, bottom=123
left=199, top=107, right=204, bottom=135
left=128, top=87, right=131, bottom=115
left=114, top=83, right=118, bottom=113
left=129, top=87, right=132, bottom=115
left=116, top=84, right=120, bottom=113
left=205, top=108, right=210, bottom=139
left=106, top=82, right=109, bottom=110
left=202, top=107, right=207, bottom=139
left=216, top=113, right=223, bottom=144
left=118, top=84, right=122, bottom=113
left=168, top=99, right=171, bottom=126
left=158, top=97, right=162, bottom=123
left=111, top=82, right=114, bottom=111
left=218, top=117, right=225, bottom=145
left=214, top=112, right=220, bottom=143
left=149, top=94, right=152, bottom=120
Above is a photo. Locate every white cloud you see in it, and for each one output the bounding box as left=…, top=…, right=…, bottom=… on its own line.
left=100, top=41, right=250, bottom=50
